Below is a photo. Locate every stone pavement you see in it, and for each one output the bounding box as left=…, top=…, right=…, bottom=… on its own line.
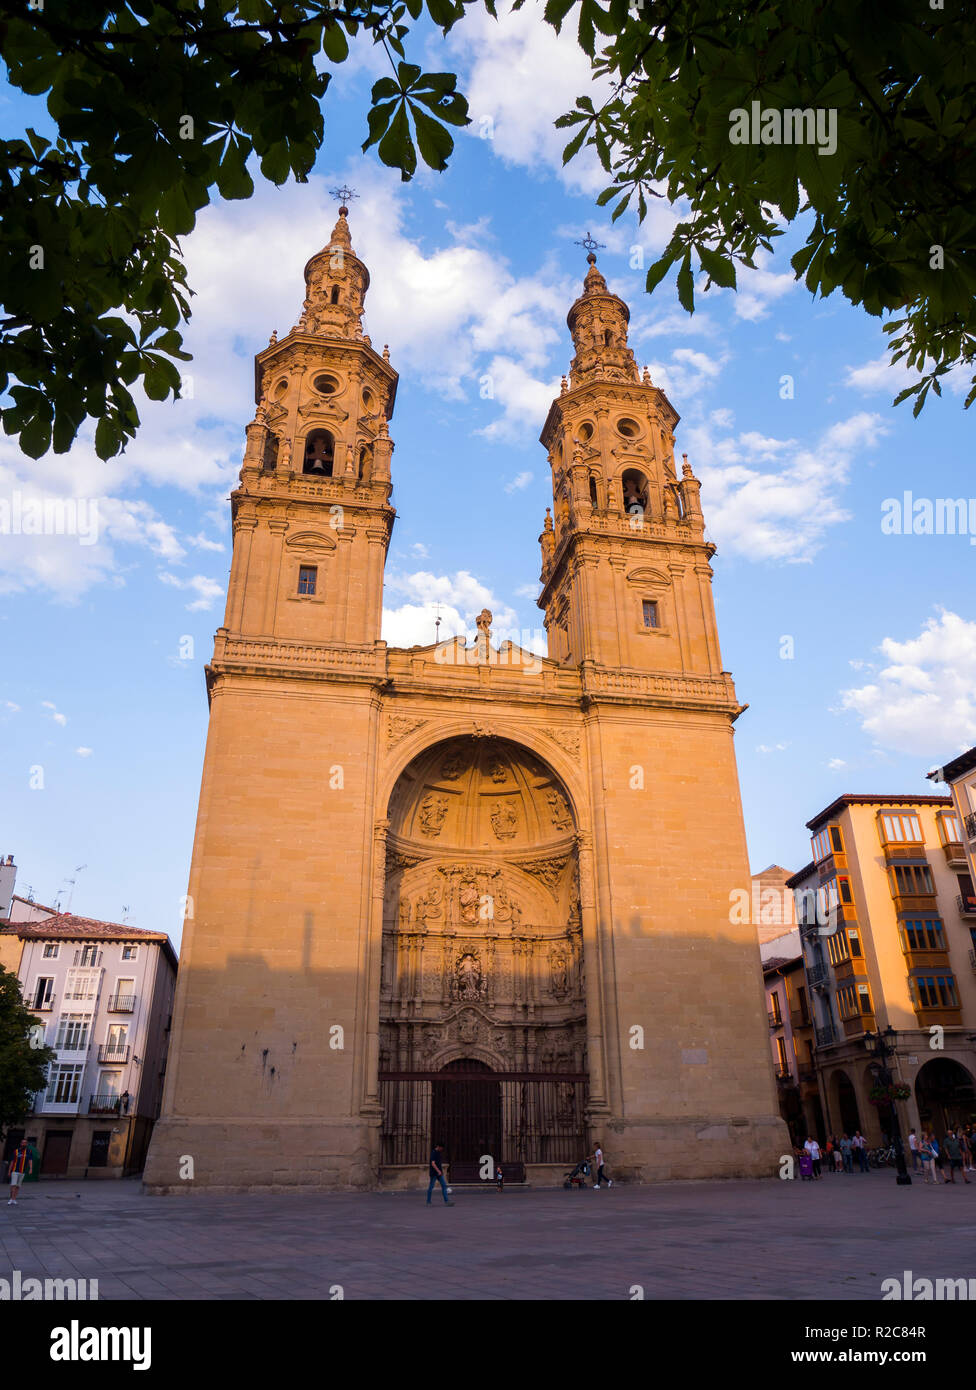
left=1, top=1170, right=973, bottom=1300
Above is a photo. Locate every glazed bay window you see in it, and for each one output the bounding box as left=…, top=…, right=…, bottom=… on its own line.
left=46, top=1063, right=83, bottom=1105
left=298, top=565, right=317, bottom=596
left=938, top=811, right=963, bottom=846
left=837, top=981, right=873, bottom=1020
left=898, top=918, right=946, bottom=952
left=910, top=973, right=959, bottom=1009
left=55, top=1014, right=91, bottom=1052
left=64, top=969, right=99, bottom=1003
left=827, top=928, right=850, bottom=968
left=879, top=810, right=924, bottom=846
left=811, top=825, right=844, bottom=863
left=889, top=863, right=935, bottom=897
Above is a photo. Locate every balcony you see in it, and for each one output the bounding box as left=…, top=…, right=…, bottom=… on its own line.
left=807, top=962, right=829, bottom=988
left=942, top=839, right=967, bottom=868
left=88, top=1093, right=131, bottom=1116
left=957, top=894, right=976, bottom=918
left=815, top=1024, right=837, bottom=1047
left=966, top=812, right=976, bottom=841
left=97, top=1043, right=130, bottom=1063
left=106, top=994, right=136, bottom=1013
left=767, top=1011, right=782, bottom=1029
left=775, top=1069, right=793, bottom=1084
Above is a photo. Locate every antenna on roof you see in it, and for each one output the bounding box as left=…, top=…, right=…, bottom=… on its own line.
left=121, top=905, right=130, bottom=924
left=66, top=865, right=86, bottom=915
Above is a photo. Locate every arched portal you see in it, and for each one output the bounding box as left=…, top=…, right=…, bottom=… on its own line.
left=916, top=1058, right=976, bottom=1137
left=378, top=735, right=587, bottom=1173
left=831, top=1068, right=861, bottom=1135
left=431, top=1059, right=500, bottom=1165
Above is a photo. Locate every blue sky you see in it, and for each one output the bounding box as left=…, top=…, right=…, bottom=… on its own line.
left=2, top=5, right=974, bottom=946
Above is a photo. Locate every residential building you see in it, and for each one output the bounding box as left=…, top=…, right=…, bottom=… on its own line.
left=927, top=746, right=976, bottom=920
left=2, top=913, right=177, bottom=1178
left=763, top=941, right=820, bottom=1146
left=788, top=794, right=976, bottom=1146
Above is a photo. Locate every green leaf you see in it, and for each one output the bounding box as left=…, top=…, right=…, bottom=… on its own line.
left=410, top=103, right=454, bottom=172
left=698, top=246, right=736, bottom=289
left=322, top=23, right=349, bottom=64
left=377, top=104, right=417, bottom=181
left=676, top=254, right=695, bottom=313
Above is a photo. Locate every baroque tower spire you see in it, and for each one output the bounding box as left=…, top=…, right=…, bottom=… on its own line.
left=223, top=203, right=398, bottom=651
left=537, top=249, right=714, bottom=674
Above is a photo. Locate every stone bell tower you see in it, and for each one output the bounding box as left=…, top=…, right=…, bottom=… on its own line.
left=228, top=201, right=398, bottom=649
left=538, top=250, right=715, bottom=673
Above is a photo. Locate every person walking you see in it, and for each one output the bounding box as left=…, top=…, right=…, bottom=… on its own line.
left=6, top=1138, right=32, bottom=1204
left=930, top=1132, right=945, bottom=1184
left=920, top=1132, right=938, bottom=1184
left=833, top=1137, right=843, bottom=1172
left=942, top=1129, right=970, bottom=1185
left=804, top=1136, right=822, bottom=1178
left=426, top=1141, right=454, bottom=1206
left=959, top=1127, right=974, bottom=1173
left=592, top=1142, right=612, bottom=1188
left=840, top=1133, right=853, bottom=1173
left=853, top=1131, right=869, bottom=1172
left=908, top=1128, right=920, bottom=1173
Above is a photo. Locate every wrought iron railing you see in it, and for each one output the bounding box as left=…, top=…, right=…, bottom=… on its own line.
left=965, top=812, right=976, bottom=840
left=815, top=1024, right=837, bottom=1047
left=378, top=1070, right=587, bottom=1167
left=97, top=1043, right=130, bottom=1063
left=106, top=994, right=136, bottom=1013
left=88, top=1093, right=130, bottom=1115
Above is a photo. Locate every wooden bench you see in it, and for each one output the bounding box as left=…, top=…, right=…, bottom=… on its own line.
left=447, top=1161, right=526, bottom=1185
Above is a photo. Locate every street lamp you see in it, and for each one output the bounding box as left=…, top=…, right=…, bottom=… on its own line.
left=863, top=1026, right=912, bottom=1185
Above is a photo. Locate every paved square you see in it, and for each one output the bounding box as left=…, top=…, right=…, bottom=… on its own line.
left=2, top=1172, right=973, bottom=1300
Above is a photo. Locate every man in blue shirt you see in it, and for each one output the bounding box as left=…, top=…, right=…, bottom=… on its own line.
left=427, top=1142, right=454, bottom=1206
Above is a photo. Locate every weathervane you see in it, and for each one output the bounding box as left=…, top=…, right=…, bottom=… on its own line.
left=329, top=185, right=359, bottom=209
left=574, top=232, right=606, bottom=257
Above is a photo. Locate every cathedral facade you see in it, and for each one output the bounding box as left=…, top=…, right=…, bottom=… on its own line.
left=143, top=206, right=787, bottom=1191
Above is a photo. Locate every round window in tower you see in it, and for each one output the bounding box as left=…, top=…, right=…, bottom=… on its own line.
left=578, top=422, right=594, bottom=441
left=617, top=417, right=640, bottom=438
left=273, top=378, right=289, bottom=400
left=313, top=374, right=340, bottom=397
left=361, top=388, right=375, bottom=412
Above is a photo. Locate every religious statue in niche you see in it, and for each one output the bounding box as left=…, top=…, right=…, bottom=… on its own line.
left=440, top=752, right=464, bottom=781
left=414, top=885, right=443, bottom=924
left=455, top=952, right=484, bottom=1002
left=418, top=793, right=449, bottom=837
left=491, top=801, right=519, bottom=841
left=495, top=888, right=522, bottom=928
left=546, top=787, right=573, bottom=832
left=397, top=899, right=411, bottom=929
left=550, top=949, right=569, bottom=997
left=458, top=879, right=480, bottom=926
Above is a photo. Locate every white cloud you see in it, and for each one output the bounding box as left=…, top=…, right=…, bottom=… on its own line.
left=839, top=609, right=976, bottom=756
left=410, top=542, right=430, bottom=558
left=845, top=351, right=971, bottom=399
left=188, top=532, right=226, bottom=553
left=505, top=471, right=534, bottom=493
left=4, top=701, right=20, bottom=713
left=158, top=572, right=225, bottom=612
left=476, top=358, right=562, bottom=441
left=646, top=347, right=727, bottom=402
left=383, top=569, right=522, bottom=649
left=756, top=742, right=789, bottom=753
left=732, top=254, right=796, bottom=322
left=76, top=747, right=93, bottom=758
left=41, top=701, right=67, bottom=726
left=685, top=411, right=887, bottom=562
left=827, top=757, right=847, bottom=771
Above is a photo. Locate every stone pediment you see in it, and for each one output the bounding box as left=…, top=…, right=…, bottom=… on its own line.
left=284, top=529, right=337, bottom=553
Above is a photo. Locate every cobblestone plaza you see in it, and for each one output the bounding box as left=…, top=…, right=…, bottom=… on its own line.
left=2, top=1176, right=971, bottom=1301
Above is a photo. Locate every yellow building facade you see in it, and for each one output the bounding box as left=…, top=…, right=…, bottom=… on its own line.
left=143, top=208, right=786, bottom=1191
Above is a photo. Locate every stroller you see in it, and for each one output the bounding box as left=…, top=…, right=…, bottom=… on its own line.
left=564, top=1158, right=591, bottom=1190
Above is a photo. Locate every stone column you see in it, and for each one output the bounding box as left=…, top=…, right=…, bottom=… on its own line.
left=225, top=515, right=257, bottom=634
left=263, top=517, right=289, bottom=636
left=577, top=829, right=610, bottom=1113
left=361, top=817, right=388, bottom=1112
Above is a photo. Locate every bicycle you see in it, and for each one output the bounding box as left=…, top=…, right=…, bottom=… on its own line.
left=869, top=1145, right=896, bottom=1167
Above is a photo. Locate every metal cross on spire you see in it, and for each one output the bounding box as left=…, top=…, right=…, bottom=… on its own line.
left=574, top=232, right=606, bottom=256
left=329, top=185, right=359, bottom=208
